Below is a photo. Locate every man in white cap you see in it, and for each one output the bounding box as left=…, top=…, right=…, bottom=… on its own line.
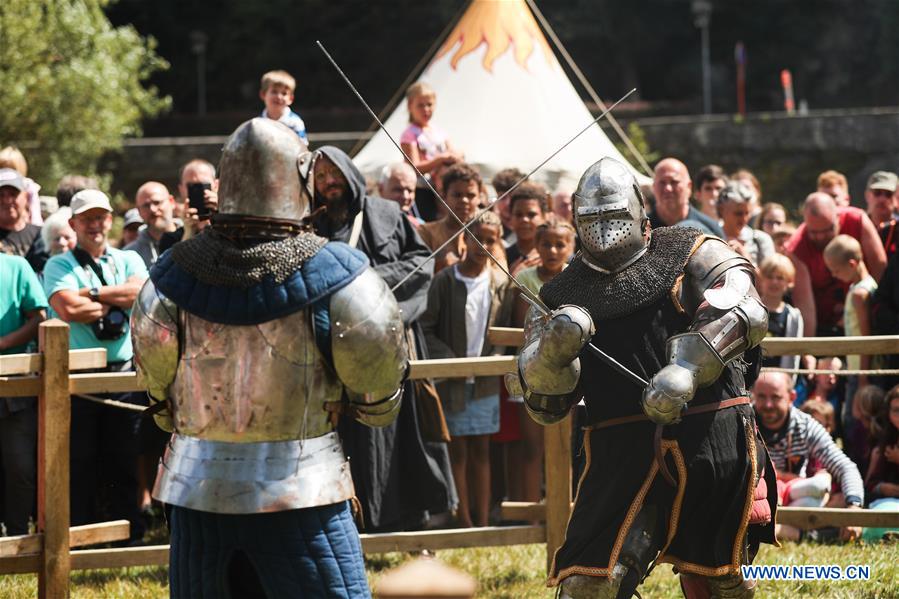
left=42, top=189, right=149, bottom=543
left=0, top=168, right=49, bottom=272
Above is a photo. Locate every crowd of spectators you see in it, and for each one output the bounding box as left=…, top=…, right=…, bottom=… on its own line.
left=1, top=70, right=898, bottom=546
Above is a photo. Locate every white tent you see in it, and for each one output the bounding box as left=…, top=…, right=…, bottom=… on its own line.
left=353, top=0, right=650, bottom=192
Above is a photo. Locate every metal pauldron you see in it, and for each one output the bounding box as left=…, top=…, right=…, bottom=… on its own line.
left=645, top=241, right=767, bottom=423
left=673, top=238, right=768, bottom=386
left=678, top=238, right=755, bottom=315
left=131, top=280, right=179, bottom=431
left=331, top=267, right=408, bottom=403
left=153, top=432, right=354, bottom=514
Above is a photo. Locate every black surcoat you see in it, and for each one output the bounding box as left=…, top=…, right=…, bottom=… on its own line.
left=539, top=226, right=777, bottom=585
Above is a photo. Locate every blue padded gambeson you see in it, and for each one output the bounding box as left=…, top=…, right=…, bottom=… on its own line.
left=168, top=502, right=371, bottom=599
left=150, top=240, right=368, bottom=327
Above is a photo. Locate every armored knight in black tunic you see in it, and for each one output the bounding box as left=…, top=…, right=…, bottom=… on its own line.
left=507, top=158, right=777, bottom=598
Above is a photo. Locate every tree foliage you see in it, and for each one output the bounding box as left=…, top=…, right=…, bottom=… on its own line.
left=0, top=0, right=169, bottom=189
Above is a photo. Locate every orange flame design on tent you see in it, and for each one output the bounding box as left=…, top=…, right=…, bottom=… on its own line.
left=435, top=0, right=554, bottom=72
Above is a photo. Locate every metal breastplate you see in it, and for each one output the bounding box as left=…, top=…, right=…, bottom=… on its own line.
left=170, top=309, right=342, bottom=443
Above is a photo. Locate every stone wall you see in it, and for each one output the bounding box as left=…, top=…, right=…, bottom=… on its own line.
left=615, top=107, right=899, bottom=216
left=107, top=108, right=899, bottom=218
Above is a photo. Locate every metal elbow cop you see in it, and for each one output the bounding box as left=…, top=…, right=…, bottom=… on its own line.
left=642, top=241, right=768, bottom=424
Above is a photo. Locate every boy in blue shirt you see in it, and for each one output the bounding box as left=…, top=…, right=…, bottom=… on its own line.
left=259, top=70, right=307, bottom=141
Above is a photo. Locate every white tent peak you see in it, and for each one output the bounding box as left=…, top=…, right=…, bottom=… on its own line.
left=353, top=0, right=650, bottom=191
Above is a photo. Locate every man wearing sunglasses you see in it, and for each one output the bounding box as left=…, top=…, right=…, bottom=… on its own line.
left=865, top=171, right=898, bottom=230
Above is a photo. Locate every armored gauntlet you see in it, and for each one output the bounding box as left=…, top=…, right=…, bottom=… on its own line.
left=507, top=305, right=595, bottom=425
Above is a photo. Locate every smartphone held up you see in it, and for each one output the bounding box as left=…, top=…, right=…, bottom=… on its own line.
left=187, top=182, right=212, bottom=219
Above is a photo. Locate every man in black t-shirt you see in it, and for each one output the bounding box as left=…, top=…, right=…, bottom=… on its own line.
left=0, top=169, right=48, bottom=273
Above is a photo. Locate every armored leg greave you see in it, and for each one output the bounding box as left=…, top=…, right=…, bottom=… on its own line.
left=559, top=506, right=661, bottom=599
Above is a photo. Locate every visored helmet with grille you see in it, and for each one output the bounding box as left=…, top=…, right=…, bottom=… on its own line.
left=573, top=158, right=649, bottom=273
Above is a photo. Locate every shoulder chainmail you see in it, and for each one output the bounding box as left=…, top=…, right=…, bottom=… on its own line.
left=540, top=226, right=703, bottom=322
left=170, top=229, right=328, bottom=287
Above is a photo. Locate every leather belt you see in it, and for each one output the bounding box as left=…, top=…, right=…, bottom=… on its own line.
left=588, top=396, right=751, bottom=431
left=588, top=397, right=751, bottom=486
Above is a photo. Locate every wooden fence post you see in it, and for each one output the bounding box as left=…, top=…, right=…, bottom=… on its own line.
left=37, top=320, right=70, bottom=599
left=543, top=417, right=572, bottom=573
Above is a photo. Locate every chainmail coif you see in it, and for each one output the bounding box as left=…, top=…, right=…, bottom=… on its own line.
left=171, top=229, right=328, bottom=288
left=540, top=226, right=703, bottom=322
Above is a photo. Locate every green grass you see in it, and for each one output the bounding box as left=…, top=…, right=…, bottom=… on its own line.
left=1, top=541, right=897, bottom=598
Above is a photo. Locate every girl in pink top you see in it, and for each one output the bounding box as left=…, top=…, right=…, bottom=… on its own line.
left=400, top=82, right=461, bottom=176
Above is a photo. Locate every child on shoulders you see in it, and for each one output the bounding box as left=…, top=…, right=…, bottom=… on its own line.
left=400, top=82, right=462, bottom=222
left=259, top=70, right=307, bottom=141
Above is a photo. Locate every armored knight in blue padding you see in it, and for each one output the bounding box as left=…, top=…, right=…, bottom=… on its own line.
left=130, top=118, right=407, bottom=598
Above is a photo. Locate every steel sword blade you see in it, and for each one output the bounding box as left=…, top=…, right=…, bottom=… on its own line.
left=316, top=41, right=647, bottom=388
left=316, top=40, right=549, bottom=312
left=384, top=85, right=636, bottom=299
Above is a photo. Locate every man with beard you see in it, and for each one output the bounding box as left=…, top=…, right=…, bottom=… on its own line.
left=311, top=146, right=457, bottom=532
left=132, top=119, right=408, bottom=597
left=508, top=158, right=776, bottom=598
left=786, top=192, right=885, bottom=336
left=752, top=371, right=863, bottom=542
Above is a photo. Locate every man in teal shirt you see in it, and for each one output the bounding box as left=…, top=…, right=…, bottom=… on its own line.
left=0, top=253, right=47, bottom=534
left=43, top=192, right=148, bottom=362
left=42, top=189, right=148, bottom=542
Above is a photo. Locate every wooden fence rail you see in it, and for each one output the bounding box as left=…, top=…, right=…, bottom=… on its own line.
left=488, top=327, right=899, bottom=357
left=1, top=321, right=898, bottom=597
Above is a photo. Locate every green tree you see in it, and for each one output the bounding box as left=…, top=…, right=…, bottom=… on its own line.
left=0, top=0, right=169, bottom=189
